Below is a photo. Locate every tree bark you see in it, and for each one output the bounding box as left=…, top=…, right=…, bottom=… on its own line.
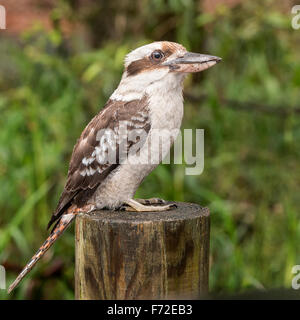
left=75, top=201, right=210, bottom=300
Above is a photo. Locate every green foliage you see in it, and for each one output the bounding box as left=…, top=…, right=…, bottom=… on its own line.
left=0, top=0, right=300, bottom=299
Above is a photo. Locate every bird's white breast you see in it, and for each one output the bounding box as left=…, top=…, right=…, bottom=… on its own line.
left=147, top=74, right=184, bottom=130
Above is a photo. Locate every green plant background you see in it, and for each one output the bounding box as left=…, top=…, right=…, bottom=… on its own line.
left=1, top=0, right=300, bottom=299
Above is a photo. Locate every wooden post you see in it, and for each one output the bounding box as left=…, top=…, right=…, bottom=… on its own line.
left=75, top=202, right=210, bottom=300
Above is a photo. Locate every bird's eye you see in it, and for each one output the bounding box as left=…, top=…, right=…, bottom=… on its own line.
left=151, top=50, right=164, bottom=61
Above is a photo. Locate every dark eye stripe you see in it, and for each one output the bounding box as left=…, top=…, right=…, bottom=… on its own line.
left=126, top=47, right=175, bottom=76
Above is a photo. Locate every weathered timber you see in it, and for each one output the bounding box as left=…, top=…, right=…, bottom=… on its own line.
left=75, top=201, right=210, bottom=300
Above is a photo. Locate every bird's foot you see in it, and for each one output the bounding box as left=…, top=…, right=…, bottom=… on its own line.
left=120, top=199, right=177, bottom=212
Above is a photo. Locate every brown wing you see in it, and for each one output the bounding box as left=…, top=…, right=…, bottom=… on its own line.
left=47, top=96, right=150, bottom=229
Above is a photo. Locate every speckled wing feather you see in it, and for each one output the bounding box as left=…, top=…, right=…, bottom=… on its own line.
left=47, top=96, right=150, bottom=229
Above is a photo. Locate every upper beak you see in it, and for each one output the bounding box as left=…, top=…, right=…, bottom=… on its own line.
left=163, top=52, right=222, bottom=73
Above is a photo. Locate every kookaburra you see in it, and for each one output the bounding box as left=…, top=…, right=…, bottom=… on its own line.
left=8, top=41, right=221, bottom=293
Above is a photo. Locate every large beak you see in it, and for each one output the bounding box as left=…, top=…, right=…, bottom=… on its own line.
left=163, top=52, right=222, bottom=73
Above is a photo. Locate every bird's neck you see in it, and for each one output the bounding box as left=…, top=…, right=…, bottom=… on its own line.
left=110, top=72, right=185, bottom=102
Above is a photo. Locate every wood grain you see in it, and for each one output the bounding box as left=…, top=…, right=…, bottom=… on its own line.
left=75, top=202, right=210, bottom=300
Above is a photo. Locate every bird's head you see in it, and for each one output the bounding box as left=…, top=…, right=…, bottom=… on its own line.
left=125, top=41, right=221, bottom=76
left=111, top=41, right=221, bottom=101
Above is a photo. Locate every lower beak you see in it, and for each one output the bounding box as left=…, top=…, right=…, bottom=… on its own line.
left=164, top=52, right=222, bottom=73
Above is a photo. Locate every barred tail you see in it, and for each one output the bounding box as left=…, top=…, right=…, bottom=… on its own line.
left=7, top=213, right=76, bottom=294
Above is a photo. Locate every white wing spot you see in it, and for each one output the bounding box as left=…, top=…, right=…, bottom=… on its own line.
left=82, top=157, right=95, bottom=166
left=80, top=170, right=86, bottom=176
left=131, top=116, right=145, bottom=122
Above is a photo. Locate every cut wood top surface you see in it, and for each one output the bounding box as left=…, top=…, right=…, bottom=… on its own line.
left=78, top=201, right=209, bottom=224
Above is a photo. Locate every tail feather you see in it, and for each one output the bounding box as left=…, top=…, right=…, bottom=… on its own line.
left=7, top=213, right=76, bottom=294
